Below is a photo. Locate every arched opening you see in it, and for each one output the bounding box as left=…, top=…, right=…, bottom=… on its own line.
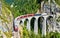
left=46, top=16, right=53, bottom=32
left=30, top=17, right=36, bottom=31
left=24, top=19, right=29, bottom=27
left=20, top=20, right=23, bottom=24
left=38, top=17, right=44, bottom=34
left=19, top=20, right=23, bottom=26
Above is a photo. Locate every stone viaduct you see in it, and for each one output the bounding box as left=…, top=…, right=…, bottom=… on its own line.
left=14, top=0, right=60, bottom=36
left=14, top=13, right=55, bottom=35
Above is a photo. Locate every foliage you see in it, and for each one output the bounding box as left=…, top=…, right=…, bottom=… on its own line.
left=1, top=0, right=60, bottom=38
left=46, top=32, right=60, bottom=38
left=2, top=0, right=41, bottom=18
left=0, top=1, right=13, bottom=38
left=23, top=26, right=42, bottom=38
left=0, top=30, right=12, bottom=38
left=56, top=16, right=60, bottom=22
left=22, top=26, right=60, bottom=38
left=4, top=31, right=12, bottom=38
left=55, top=0, right=60, bottom=5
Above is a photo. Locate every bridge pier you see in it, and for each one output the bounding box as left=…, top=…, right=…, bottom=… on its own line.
left=34, top=17, right=38, bottom=34
left=42, top=17, right=46, bottom=36
left=15, top=13, right=56, bottom=36
left=26, top=18, right=32, bottom=31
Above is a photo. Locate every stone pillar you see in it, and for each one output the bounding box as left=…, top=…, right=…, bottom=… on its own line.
left=42, top=17, right=46, bottom=36
left=34, top=18, right=38, bottom=34
left=27, top=19, right=31, bottom=31
left=53, top=15, right=56, bottom=32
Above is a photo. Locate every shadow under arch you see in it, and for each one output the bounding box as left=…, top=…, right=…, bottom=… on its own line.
left=24, top=19, right=29, bottom=27
left=38, top=17, right=44, bottom=34
left=47, top=16, right=53, bottom=21
left=30, top=17, right=36, bottom=31
left=20, top=20, right=23, bottom=24
left=46, top=16, right=53, bottom=32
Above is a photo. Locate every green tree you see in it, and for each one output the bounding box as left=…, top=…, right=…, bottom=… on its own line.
left=3, top=0, right=44, bottom=18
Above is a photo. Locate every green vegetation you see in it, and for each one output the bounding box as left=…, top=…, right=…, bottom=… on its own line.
left=1, top=0, right=60, bottom=38
left=22, top=26, right=60, bottom=38
left=55, top=0, right=60, bottom=6
left=23, top=26, right=42, bottom=38
left=3, top=0, right=42, bottom=18
left=4, top=31, right=12, bottom=38
left=57, top=16, right=60, bottom=22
